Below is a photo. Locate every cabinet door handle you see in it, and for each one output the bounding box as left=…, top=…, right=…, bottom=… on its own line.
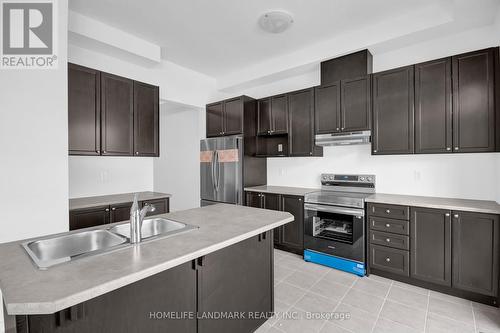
left=105, top=208, right=110, bottom=212
left=446, top=147, right=451, bottom=151
left=453, top=214, right=459, bottom=218
left=445, top=213, right=450, bottom=217
left=386, top=238, right=391, bottom=242
left=385, top=257, right=391, bottom=262
left=373, top=150, right=378, bottom=153
left=135, top=151, right=139, bottom=155
left=111, top=207, right=116, bottom=211
left=454, top=147, right=459, bottom=151
left=336, top=127, right=340, bottom=131
left=385, top=209, right=391, bottom=214
left=103, top=150, right=107, bottom=154
left=96, top=150, right=100, bottom=154
left=385, top=223, right=391, bottom=227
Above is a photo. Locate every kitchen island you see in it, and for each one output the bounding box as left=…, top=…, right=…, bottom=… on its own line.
left=0, top=204, right=293, bottom=333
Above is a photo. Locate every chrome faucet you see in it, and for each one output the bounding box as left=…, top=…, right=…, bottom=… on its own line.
left=130, top=193, right=155, bottom=244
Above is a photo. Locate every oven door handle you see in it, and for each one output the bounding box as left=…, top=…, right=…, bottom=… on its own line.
left=304, top=203, right=365, bottom=217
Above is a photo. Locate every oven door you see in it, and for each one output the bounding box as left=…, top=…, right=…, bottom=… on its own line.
left=304, top=203, right=365, bottom=263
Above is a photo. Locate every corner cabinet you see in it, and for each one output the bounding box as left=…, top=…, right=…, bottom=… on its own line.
left=452, top=211, right=499, bottom=296
left=206, top=96, right=255, bottom=137
left=372, top=65, right=415, bottom=155
left=245, top=191, right=304, bottom=255
left=68, top=63, right=160, bottom=157
left=288, top=88, right=323, bottom=157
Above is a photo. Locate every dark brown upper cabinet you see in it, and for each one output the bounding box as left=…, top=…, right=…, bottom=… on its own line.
left=452, top=48, right=496, bottom=153
left=315, top=76, right=371, bottom=135
left=133, top=81, right=159, bottom=156
left=410, top=207, right=451, bottom=287
left=68, top=63, right=160, bottom=157
left=257, top=94, right=288, bottom=135
left=321, top=49, right=373, bottom=85
left=206, top=101, right=224, bottom=137
left=315, top=82, right=341, bottom=134
left=101, top=72, right=134, bottom=156
left=415, top=58, right=452, bottom=154
left=288, top=88, right=323, bottom=157
left=68, top=64, right=101, bottom=155
left=341, top=76, right=371, bottom=132
left=452, top=211, right=499, bottom=296
left=372, top=65, right=415, bottom=155
left=205, top=96, right=255, bottom=137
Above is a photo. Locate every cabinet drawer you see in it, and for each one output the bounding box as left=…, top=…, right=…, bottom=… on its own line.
left=370, top=230, right=409, bottom=251
left=369, top=216, right=409, bottom=235
left=370, top=244, right=409, bottom=276
left=368, top=203, right=409, bottom=220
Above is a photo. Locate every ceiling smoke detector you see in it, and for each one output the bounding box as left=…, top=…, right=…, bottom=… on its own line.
left=258, top=11, right=294, bottom=34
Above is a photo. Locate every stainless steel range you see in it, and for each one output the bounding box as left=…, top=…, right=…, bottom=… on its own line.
left=303, top=174, right=376, bottom=276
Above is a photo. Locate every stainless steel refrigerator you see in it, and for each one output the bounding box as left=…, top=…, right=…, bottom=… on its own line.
left=200, top=135, right=266, bottom=206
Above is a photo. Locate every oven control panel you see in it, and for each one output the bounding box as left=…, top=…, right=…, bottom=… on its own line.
left=321, top=174, right=376, bottom=188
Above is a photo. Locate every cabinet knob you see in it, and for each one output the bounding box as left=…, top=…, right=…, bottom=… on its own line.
left=385, top=209, right=391, bottom=214
left=373, top=150, right=377, bottom=153
left=135, top=152, right=139, bottom=155
left=445, top=213, right=450, bottom=217
left=96, top=150, right=100, bottom=154
left=336, top=128, right=340, bottom=131
left=341, top=127, right=345, bottom=130
left=385, top=257, right=391, bottom=262
left=103, top=150, right=107, bottom=154
left=112, top=207, right=116, bottom=211
left=454, top=147, right=459, bottom=151
left=386, top=238, right=391, bottom=242
left=453, top=214, right=459, bottom=218
left=105, top=208, right=110, bottom=212
left=299, top=198, right=302, bottom=202
left=446, top=147, right=451, bottom=151
left=309, top=152, right=313, bottom=155
left=385, top=223, right=391, bottom=227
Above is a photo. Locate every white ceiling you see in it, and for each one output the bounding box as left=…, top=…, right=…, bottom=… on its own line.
left=69, top=0, right=500, bottom=78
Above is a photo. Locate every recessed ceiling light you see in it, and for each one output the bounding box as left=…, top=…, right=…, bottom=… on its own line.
left=258, top=11, right=294, bottom=34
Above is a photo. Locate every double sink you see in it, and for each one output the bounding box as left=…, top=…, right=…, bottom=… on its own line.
left=22, top=218, right=198, bottom=269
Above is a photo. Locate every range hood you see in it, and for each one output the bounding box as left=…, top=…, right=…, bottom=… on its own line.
left=315, top=130, right=371, bottom=146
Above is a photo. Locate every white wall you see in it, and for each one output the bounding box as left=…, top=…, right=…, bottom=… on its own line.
left=268, top=146, right=499, bottom=201
left=0, top=0, right=69, bottom=243
left=69, top=157, right=154, bottom=198
left=154, top=105, right=203, bottom=211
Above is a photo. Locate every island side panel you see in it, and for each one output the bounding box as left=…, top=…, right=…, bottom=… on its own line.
left=197, top=231, right=273, bottom=333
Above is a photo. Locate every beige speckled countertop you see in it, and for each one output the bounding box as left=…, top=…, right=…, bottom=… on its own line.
left=365, top=193, right=500, bottom=214
left=244, top=185, right=318, bottom=197
left=0, top=204, right=293, bottom=315
left=69, top=191, right=171, bottom=210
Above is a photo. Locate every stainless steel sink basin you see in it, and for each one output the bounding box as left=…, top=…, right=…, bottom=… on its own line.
left=22, top=218, right=198, bottom=269
left=109, top=218, right=197, bottom=240
left=22, top=230, right=128, bottom=269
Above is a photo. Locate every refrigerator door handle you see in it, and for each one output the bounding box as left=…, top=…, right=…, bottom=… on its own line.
left=211, top=150, right=217, bottom=192
left=215, top=150, right=221, bottom=191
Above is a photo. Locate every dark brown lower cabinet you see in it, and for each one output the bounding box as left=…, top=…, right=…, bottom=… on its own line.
left=142, top=198, right=169, bottom=217
left=69, top=206, right=110, bottom=230
left=369, top=203, right=500, bottom=306
left=69, top=198, right=170, bottom=230
left=452, top=211, right=499, bottom=296
left=16, top=261, right=197, bottom=333
left=410, top=207, right=451, bottom=286
left=14, top=233, right=273, bottom=333
left=110, top=202, right=133, bottom=223
left=280, top=195, right=304, bottom=253
left=198, top=231, right=272, bottom=333
left=244, top=191, right=303, bottom=255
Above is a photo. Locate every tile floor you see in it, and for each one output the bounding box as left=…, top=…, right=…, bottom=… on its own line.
left=256, top=249, right=500, bottom=333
